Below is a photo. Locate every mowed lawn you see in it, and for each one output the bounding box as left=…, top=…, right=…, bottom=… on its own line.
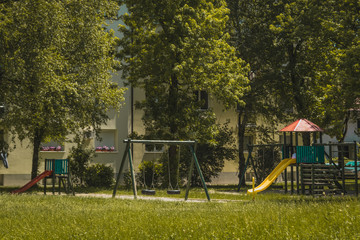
left=0, top=191, right=359, bottom=239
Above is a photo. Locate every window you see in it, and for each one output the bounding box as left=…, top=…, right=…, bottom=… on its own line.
left=145, top=144, right=164, bottom=153
left=194, top=90, right=208, bottom=110
left=95, top=130, right=116, bottom=152
left=243, top=136, right=254, bottom=151
left=357, top=119, right=360, bottom=130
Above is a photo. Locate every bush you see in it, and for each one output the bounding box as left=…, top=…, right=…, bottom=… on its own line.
left=69, top=147, right=94, bottom=186
left=137, top=160, right=163, bottom=188
left=84, top=164, right=114, bottom=188
left=179, top=123, right=237, bottom=186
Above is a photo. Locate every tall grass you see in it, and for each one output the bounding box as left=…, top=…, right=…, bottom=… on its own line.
left=0, top=193, right=359, bottom=239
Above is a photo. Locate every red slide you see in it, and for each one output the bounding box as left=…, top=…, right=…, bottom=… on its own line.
left=11, top=170, right=53, bottom=194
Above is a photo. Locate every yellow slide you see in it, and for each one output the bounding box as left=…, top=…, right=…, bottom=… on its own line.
left=247, top=158, right=296, bottom=194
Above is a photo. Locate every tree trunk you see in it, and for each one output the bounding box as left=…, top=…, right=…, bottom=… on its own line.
left=338, top=111, right=350, bottom=168
left=238, top=110, right=248, bottom=187
left=339, top=110, right=350, bottom=143
left=31, top=129, right=43, bottom=180
left=168, top=73, right=179, bottom=188
left=168, top=145, right=179, bottom=188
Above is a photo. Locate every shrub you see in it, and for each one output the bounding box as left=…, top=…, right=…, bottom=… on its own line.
left=137, top=160, right=163, bottom=188
left=69, top=147, right=94, bottom=186
left=179, top=123, right=237, bottom=187
left=84, top=164, right=114, bottom=188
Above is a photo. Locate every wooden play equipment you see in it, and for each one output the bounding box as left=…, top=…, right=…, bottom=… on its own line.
left=112, top=139, right=210, bottom=201
left=44, top=159, right=75, bottom=195
left=239, top=119, right=359, bottom=196
left=11, top=158, right=74, bottom=195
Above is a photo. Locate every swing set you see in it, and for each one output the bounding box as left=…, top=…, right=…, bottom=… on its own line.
left=112, top=139, right=211, bottom=201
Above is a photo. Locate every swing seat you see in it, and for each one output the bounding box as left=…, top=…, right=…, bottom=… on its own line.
left=141, top=189, right=156, bottom=195
left=167, top=189, right=181, bottom=195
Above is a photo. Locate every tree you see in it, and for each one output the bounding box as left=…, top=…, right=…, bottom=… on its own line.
left=226, top=0, right=347, bottom=185
left=316, top=0, right=360, bottom=141
left=118, top=0, right=249, bottom=186
left=0, top=0, right=125, bottom=180
left=179, top=123, right=237, bottom=186
left=226, top=0, right=285, bottom=186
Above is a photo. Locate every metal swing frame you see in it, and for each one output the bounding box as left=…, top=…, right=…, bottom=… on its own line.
left=112, top=139, right=211, bottom=201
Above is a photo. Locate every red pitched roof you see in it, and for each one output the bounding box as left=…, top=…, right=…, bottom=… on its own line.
left=279, top=119, right=323, bottom=132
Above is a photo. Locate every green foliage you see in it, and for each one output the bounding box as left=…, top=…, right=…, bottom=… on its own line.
left=118, top=0, right=249, bottom=137
left=118, top=0, right=249, bottom=187
left=251, top=146, right=281, bottom=185
left=137, top=160, right=164, bottom=188
left=69, top=146, right=94, bottom=186
left=179, top=123, right=237, bottom=186
left=0, top=0, right=125, bottom=178
left=314, top=0, right=360, bottom=141
left=226, top=0, right=360, bottom=181
left=84, top=164, right=114, bottom=188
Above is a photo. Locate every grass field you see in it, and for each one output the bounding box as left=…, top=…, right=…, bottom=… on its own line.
left=0, top=187, right=359, bottom=239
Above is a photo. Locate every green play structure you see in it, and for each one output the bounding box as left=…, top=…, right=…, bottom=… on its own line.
left=296, top=146, right=324, bottom=164
left=44, top=159, right=75, bottom=195
left=238, top=119, right=359, bottom=196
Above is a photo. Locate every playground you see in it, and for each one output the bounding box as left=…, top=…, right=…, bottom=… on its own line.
left=1, top=119, right=360, bottom=238
left=239, top=119, right=359, bottom=197
left=7, top=119, right=360, bottom=200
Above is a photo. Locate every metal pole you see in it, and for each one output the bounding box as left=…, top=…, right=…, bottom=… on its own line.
left=113, top=141, right=131, bottom=198
left=128, top=145, right=137, bottom=199
left=296, top=132, right=299, bottom=194
left=185, top=145, right=195, bottom=201
left=52, top=159, right=55, bottom=195
left=123, top=139, right=196, bottom=145
left=189, top=145, right=210, bottom=201
left=284, top=132, right=288, bottom=193
left=290, top=132, right=294, bottom=194
left=354, top=141, right=358, bottom=197
left=341, top=144, right=346, bottom=193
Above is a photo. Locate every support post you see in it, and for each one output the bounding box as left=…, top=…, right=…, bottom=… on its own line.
left=291, top=166, right=294, bottom=194
left=290, top=132, right=294, bottom=194
left=128, top=144, right=137, bottom=199
left=311, top=164, right=315, bottom=196
left=341, top=145, right=346, bottom=193
left=284, top=168, right=288, bottom=194
left=185, top=147, right=195, bottom=201
left=301, top=164, right=305, bottom=195
left=354, top=141, right=358, bottom=197
left=296, top=132, right=299, bottom=194
left=112, top=141, right=131, bottom=198
left=189, top=145, right=210, bottom=201
left=52, top=159, right=55, bottom=195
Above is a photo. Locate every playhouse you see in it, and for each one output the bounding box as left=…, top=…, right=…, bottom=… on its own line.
left=240, top=119, right=359, bottom=196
